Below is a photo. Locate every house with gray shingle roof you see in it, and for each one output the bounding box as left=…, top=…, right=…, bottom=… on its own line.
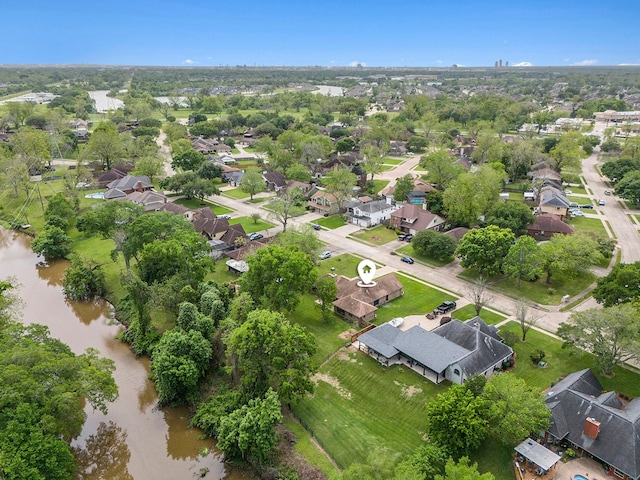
left=538, top=187, right=571, bottom=219
left=357, top=317, right=513, bottom=384
left=345, top=199, right=396, bottom=227
left=544, top=369, right=640, bottom=480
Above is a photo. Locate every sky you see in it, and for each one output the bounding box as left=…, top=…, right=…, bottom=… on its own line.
left=2, top=0, right=639, bottom=67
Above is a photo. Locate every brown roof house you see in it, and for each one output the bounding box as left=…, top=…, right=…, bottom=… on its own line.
left=526, top=213, right=574, bottom=239
left=126, top=190, right=167, bottom=211
left=332, top=273, right=404, bottom=326
left=389, top=203, right=445, bottom=234
left=187, top=207, right=230, bottom=240
left=263, top=171, right=287, bottom=192
left=308, top=189, right=338, bottom=215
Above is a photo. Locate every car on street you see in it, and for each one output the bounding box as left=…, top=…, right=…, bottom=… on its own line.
left=604, top=190, right=611, bottom=196
left=598, top=199, right=605, bottom=206
left=312, top=224, right=321, bottom=230
left=319, top=251, right=332, bottom=260
left=400, top=256, right=414, bottom=264
left=435, top=301, right=457, bottom=314
left=248, top=233, right=263, bottom=241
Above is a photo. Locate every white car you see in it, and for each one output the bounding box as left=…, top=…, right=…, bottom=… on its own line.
left=319, top=251, right=332, bottom=260
left=571, top=210, right=585, bottom=217
left=598, top=199, right=605, bottom=206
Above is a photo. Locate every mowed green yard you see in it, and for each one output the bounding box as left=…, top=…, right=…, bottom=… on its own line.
left=293, top=351, right=442, bottom=470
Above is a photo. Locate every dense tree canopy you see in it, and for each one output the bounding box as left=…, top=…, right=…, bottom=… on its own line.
left=539, top=233, right=602, bottom=283
left=239, top=244, right=317, bottom=312
left=412, top=229, right=457, bottom=260
left=593, top=262, right=640, bottom=307
left=485, top=201, right=535, bottom=234
left=443, top=166, right=505, bottom=226
left=455, top=225, right=515, bottom=276
left=502, top=236, right=542, bottom=286
left=226, top=309, right=316, bottom=403
left=615, top=171, right=640, bottom=205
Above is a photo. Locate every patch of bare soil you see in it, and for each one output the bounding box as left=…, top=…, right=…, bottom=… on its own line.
left=339, top=329, right=357, bottom=340
left=393, top=381, right=423, bottom=398
left=312, top=373, right=352, bottom=399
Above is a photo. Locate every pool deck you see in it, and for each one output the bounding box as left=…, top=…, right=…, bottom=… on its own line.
left=555, top=457, right=608, bottom=480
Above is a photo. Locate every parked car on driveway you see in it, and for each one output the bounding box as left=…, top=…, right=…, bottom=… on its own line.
left=570, top=210, right=585, bottom=217
left=580, top=204, right=594, bottom=209
left=249, top=233, right=263, bottom=241
left=404, top=234, right=413, bottom=242
left=569, top=202, right=579, bottom=208
left=312, top=224, right=321, bottom=230
left=400, top=256, right=414, bottom=264
left=219, top=214, right=231, bottom=219
left=435, top=301, right=457, bottom=314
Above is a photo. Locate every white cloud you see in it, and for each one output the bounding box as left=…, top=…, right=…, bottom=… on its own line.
left=183, top=59, right=195, bottom=65
left=618, top=63, right=640, bottom=66
left=571, top=59, right=598, bottom=66
left=348, top=61, right=366, bottom=67
left=513, top=61, right=533, bottom=67
left=436, top=59, right=443, bottom=64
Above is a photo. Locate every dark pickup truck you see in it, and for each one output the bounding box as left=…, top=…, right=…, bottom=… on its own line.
left=435, top=301, right=457, bottom=314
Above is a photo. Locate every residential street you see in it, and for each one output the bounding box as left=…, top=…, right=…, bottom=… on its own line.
left=175, top=125, right=640, bottom=338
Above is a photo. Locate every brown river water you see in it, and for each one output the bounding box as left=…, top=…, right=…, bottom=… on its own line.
left=0, top=228, right=251, bottom=480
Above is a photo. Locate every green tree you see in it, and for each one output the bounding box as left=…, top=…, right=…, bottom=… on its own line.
left=83, top=121, right=123, bottom=171
left=31, top=225, right=72, bottom=260
left=435, top=457, right=495, bottom=480
left=455, top=226, right=515, bottom=276
left=420, top=149, right=462, bottom=190
left=615, top=170, right=640, bottom=205
left=549, top=131, right=587, bottom=172
left=10, top=126, right=52, bottom=172
left=151, top=328, right=212, bottom=405
left=62, top=254, right=106, bottom=301
left=324, top=166, right=357, bottom=212
left=285, top=163, right=312, bottom=182
left=240, top=168, right=266, bottom=200
left=539, top=233, right=602, bottom=284
left=197, top=161, right=223, bottom=180
left=45, top=192, right=75, bottom=230
left=160, top=171, right=220, bottom=200
left=406, top=135, right=429, bottom=153
left=393, top=174, right=414, bottom=203
left=485, top=201, right=535, bottom=234
left=176, top=302, right=214, bottom=339
left=361, top=144, right=385, bottom=181
left=0, top=319, right=117, bottom=480
left=226, top=309, right=316, bottom=402
left=0, top=156, right=30, bottom=197
left=170, top=148, right=206, bottom=171
left=443, top=166, right=505, bottom=226
left=601, top=157, right=640, bottom=182
left=239, top=245, right=317, bottom=312
left=267, top=187, right=306, bottom=232
left=315, top=275, right=337, bottom=322
left=502, top=236, right=542, bottom=286
left=558, top=304, right=640, bottom=375
left=482, top=373, right=550, bottom=446
left=273, top=224, right=322, bottom=258
left=593, top=262, right=640, bottom=307
left=133, top=154, right=165, bottom=182
left=424, top=383, right=488, bottom=458
left=336, top=137, right=356, bottom=153
left=396, top=442, right=449, bottom=480
left=216, top=389, right=282, bottom=466
left=411, top=229, right=457, bottom=260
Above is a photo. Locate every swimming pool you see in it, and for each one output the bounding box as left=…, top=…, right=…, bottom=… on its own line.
left=574, top=475, right=589, bottom=480
left=85, top=192, right=105, bottom=199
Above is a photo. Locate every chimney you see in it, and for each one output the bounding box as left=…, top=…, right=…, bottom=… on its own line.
left=137, top=181, right=143, bottom=193
left=583, top=417, right=600, bottom=439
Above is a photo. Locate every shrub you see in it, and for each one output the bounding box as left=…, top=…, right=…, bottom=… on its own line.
left=501, top=331, right=519, bottom=347
left=530, top=349, right=546, bottom=364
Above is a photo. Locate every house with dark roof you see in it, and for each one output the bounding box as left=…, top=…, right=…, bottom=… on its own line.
left=544, top=369, right=640, bottom=480
left=186, top=207, right=230, bottom=240
left=357, top=317, right=513, bottom=384
left=106, top=175, right=152, bottom=195
left=345, top=199, right=396, bottom=228
left=389, top=203, right=445, bottom=234
left=332, top=273, right=404, bottom=326
left=263, top=171, right=287, bottom=192
left=220, top=224, right=248, bottom=249
left=126, top=190, right=167, bottom=211
left=444, top=227, right=470, bottom=242
left=538, top=187, right=571, bottom=219
left=527, top=213, right=574, bottom=239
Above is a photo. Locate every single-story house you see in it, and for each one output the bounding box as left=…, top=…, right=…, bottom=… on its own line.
left=357, top=317, right=513, bottom=384
left=444, top=227, right=470, bottom=242
left=527, top=213, right=574, bottom=239
left=389, top=203, right=445, bottom=234
left=106, top=175, right=152, bottom=195
left=333, top=273, right=404, bottom=326
left=126, top=190, right=167, bottom=211
left=188, top=207, right=230, bottom=240
left=544, top=369, right=640, bottom=480
left=345, top=199, right=396, bottom=228
left=263, top=171, right=287, bottom=192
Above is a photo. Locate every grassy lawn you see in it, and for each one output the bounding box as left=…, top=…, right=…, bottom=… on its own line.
left=228, top=216, right=274, bottom=234
left=375, top=273, right=455, bottom=323
left=453, top=304, right=507, bottom=325
left=282, top=415, right=339, bottom=478
left=395, top=244, right=454, bottom=268
left=173, top=197, right=234, bottom=215
left=315, top=215, right=346, bottom=229
left=379, top=165, right=394, bottom=172
left=459, top=269, right=596, bottom=305
left=286, top=294, right=351, bottom=367
left=222, top=187, right=251, bottom=199
left=499, top=322, right=640, bottom=397
left=293, top=352, right=443, bottom=470
left=565, top=195, right=587, bottom=204
left=567, top=216, right=609, bottom=237
left=369, top=179, right=389, bottom=194
left=566, top=186, right=587, bottom=195
left=316, top=253, right=362, bottom=278
left=351, top=225, right=398, bottom=245
left=382, top=158, right=403, bottom=165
